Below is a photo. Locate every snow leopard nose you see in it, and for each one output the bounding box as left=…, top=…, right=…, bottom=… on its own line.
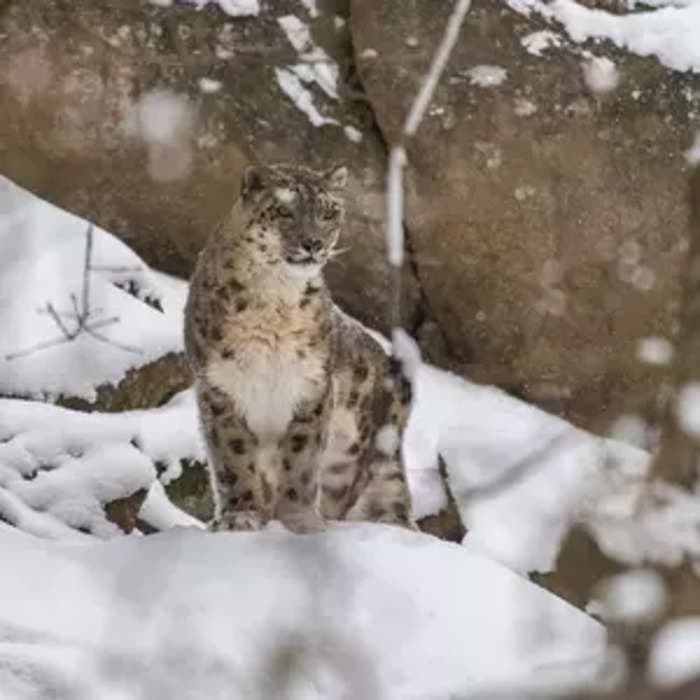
left=302, top=237, right=323, bottom=254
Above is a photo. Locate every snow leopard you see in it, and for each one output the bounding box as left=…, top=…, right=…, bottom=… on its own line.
left=183, top=163, right=414, bottom=533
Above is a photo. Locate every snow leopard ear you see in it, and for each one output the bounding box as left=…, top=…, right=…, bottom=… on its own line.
left=241, top=165, right=270, bottom=198
left=326, top=165, right=348, bottom=192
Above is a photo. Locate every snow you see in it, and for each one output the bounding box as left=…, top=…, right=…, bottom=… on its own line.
left=391, top=328, right=422, bottom=382
left=277, top=15, right=338, bottom=98
left=4, top=176, right=698, bottom=580
left=139, top=480, right=204, bottom=531
left=386, top=146, right=407, bottom=268
left=406, top=363, right=657, bottom=574
left=0, top=524, right=605, bottom=699
left=2, top=174, right=694, bottom=696
left=465, top=65, right=508, bottom=87
left=521, top=29, right=563, bottom=56
left=275, top=15, right=341, bottom=127
left=126, top=90, right=195, bottom=182
left=359, top=48, right=378, bottom=60
left=0, top=176, right=187, bottom=402
left=343, top=124, right=363, bottom=143
left=507, top=0, right=700, bottom=73
left=676, top=382, right=700, bottom=438
left=591, top=569, right=667, bottom=624
left=687, top=132, right=700, bottom=166
left=198, top=77, right=222, bottom=93
left=637, top=336, right=674, bottom=365
left=582, top=56, right=620, bottom=96
left=374, top=424, right=400, bottom=456
left=127, top=90, right=193, bottom=147
left=8, top=175, right=700, bottom=696
left=275, top=68, right=338, bottom=128
left=650, top=618, right=700, bottom=687
left=586, top=479, right=700, bottom=567
left=0, top=390, right=205, bottom=539
left=514, top=97, right=538, bottom=116
left=609, top=413, right=651, bottom=450
left=185, top=0, right=260, bottom=17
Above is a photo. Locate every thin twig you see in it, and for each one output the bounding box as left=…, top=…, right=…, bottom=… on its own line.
left=456, top=430, right=574, bottom=503
left=84, top=327, right=142, bottom=355
left=82, top=224, right=93, bottom=320
left=385, top=0, right=472, bottom=339
left=5, top=224, right=142, bottom=360
left=45, top=303, right=75, bottom=340
left=89, top=264, right=143, bottom=274
left=4, top=335, right=76, bottom=361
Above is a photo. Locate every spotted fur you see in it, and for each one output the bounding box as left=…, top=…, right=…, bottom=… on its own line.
left=184, top=163, right=414, bottom=533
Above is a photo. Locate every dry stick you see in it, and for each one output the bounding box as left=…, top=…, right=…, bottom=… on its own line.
left=457, top=430, right=574, bottom=503
left=385, top=0, right=472, bottom=336
left=5, top=224, right=142, bottom=360
left=383, top=0, right=472, bottom=523
left=649, top=167, right=700, bottom=488
left=82, top=222, right=93, bottom=320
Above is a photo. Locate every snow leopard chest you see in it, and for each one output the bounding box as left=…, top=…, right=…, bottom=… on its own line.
left=206, top=341, right=327, bottom=439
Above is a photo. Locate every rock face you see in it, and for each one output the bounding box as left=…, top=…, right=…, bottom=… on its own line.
left=0, top=0, right=420, bottom=336
left=1, top=0, right=699, bottom=430
left=58, top=353, right=192, bottom=413
left=351, top=0, right=700, bottom=429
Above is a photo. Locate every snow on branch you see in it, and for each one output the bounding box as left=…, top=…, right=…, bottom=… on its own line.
left=385, top=0, right=472, bottom=333
left=5, top=225, right=142, bottom=360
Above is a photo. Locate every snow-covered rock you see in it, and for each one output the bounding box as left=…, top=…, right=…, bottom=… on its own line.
left=0, top=176, right=188, bottom=403
left=0, top=391, right=204, bottom=540
left=0, top=523, right=605, bottom=699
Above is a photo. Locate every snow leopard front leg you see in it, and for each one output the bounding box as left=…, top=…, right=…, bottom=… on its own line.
left=275, top=392, right=331, bottom=533
left=197, top=380, right=269, bottom=532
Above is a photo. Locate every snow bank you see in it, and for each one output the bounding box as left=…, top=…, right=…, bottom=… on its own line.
left=185, top=0, right=260, bottom=17
left=0, top=176, right=187, bottom=402
left=507, top=0, right=700, bottom=73
left=0, top=524, right=605, bottom=699
left=651, top=617, right=700, bottom=688
left=0, top=392, right=204, bottom=539
left=0, top=175, right=676, bottom=580
left=407, top=364, right=652, bottom=574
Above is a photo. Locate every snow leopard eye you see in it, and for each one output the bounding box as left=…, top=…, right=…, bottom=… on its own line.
left=277, top=206, right=294, bottom=219
left=321, top=207, right=338, bottom=221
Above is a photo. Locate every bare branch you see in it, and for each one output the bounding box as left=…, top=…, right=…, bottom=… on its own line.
left=45, top=303, right=76, bottom=340
left=84, top=327, right=142, bottom=355
left=455, top=430, right=574, bottom=503
left=5, top=335, right=75, bottom=361
left=89, top=264, right=143, bottom=274
left=5, top=223, right=142, bottom=360
left=402, top=0, right=473, bottom=138
left=385, top=0, right=472, bottom=340
left=81, top=224, right=93, bottom=320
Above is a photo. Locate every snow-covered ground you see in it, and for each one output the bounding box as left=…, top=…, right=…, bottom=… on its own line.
left=0, top=175, right=623, bottom=698
left=0, top=522, right=606, bottom=699
left=507, top=0, right=700, bottom=73
left=0, top=391, right=203, bottom=540
left=0, top=173, right=653, bottom=568
left=2, top=0, right=700, bottom=695
left=0, top=176, right=186, bottom=402
left=0, top=167, right=696, bottom=695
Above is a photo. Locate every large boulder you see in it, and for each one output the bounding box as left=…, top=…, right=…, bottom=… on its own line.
left=57, top=353, right=192, bottom=413
left=351, top=0, right=700, bottom=429
left=0, top=0, right=420, bottom=336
